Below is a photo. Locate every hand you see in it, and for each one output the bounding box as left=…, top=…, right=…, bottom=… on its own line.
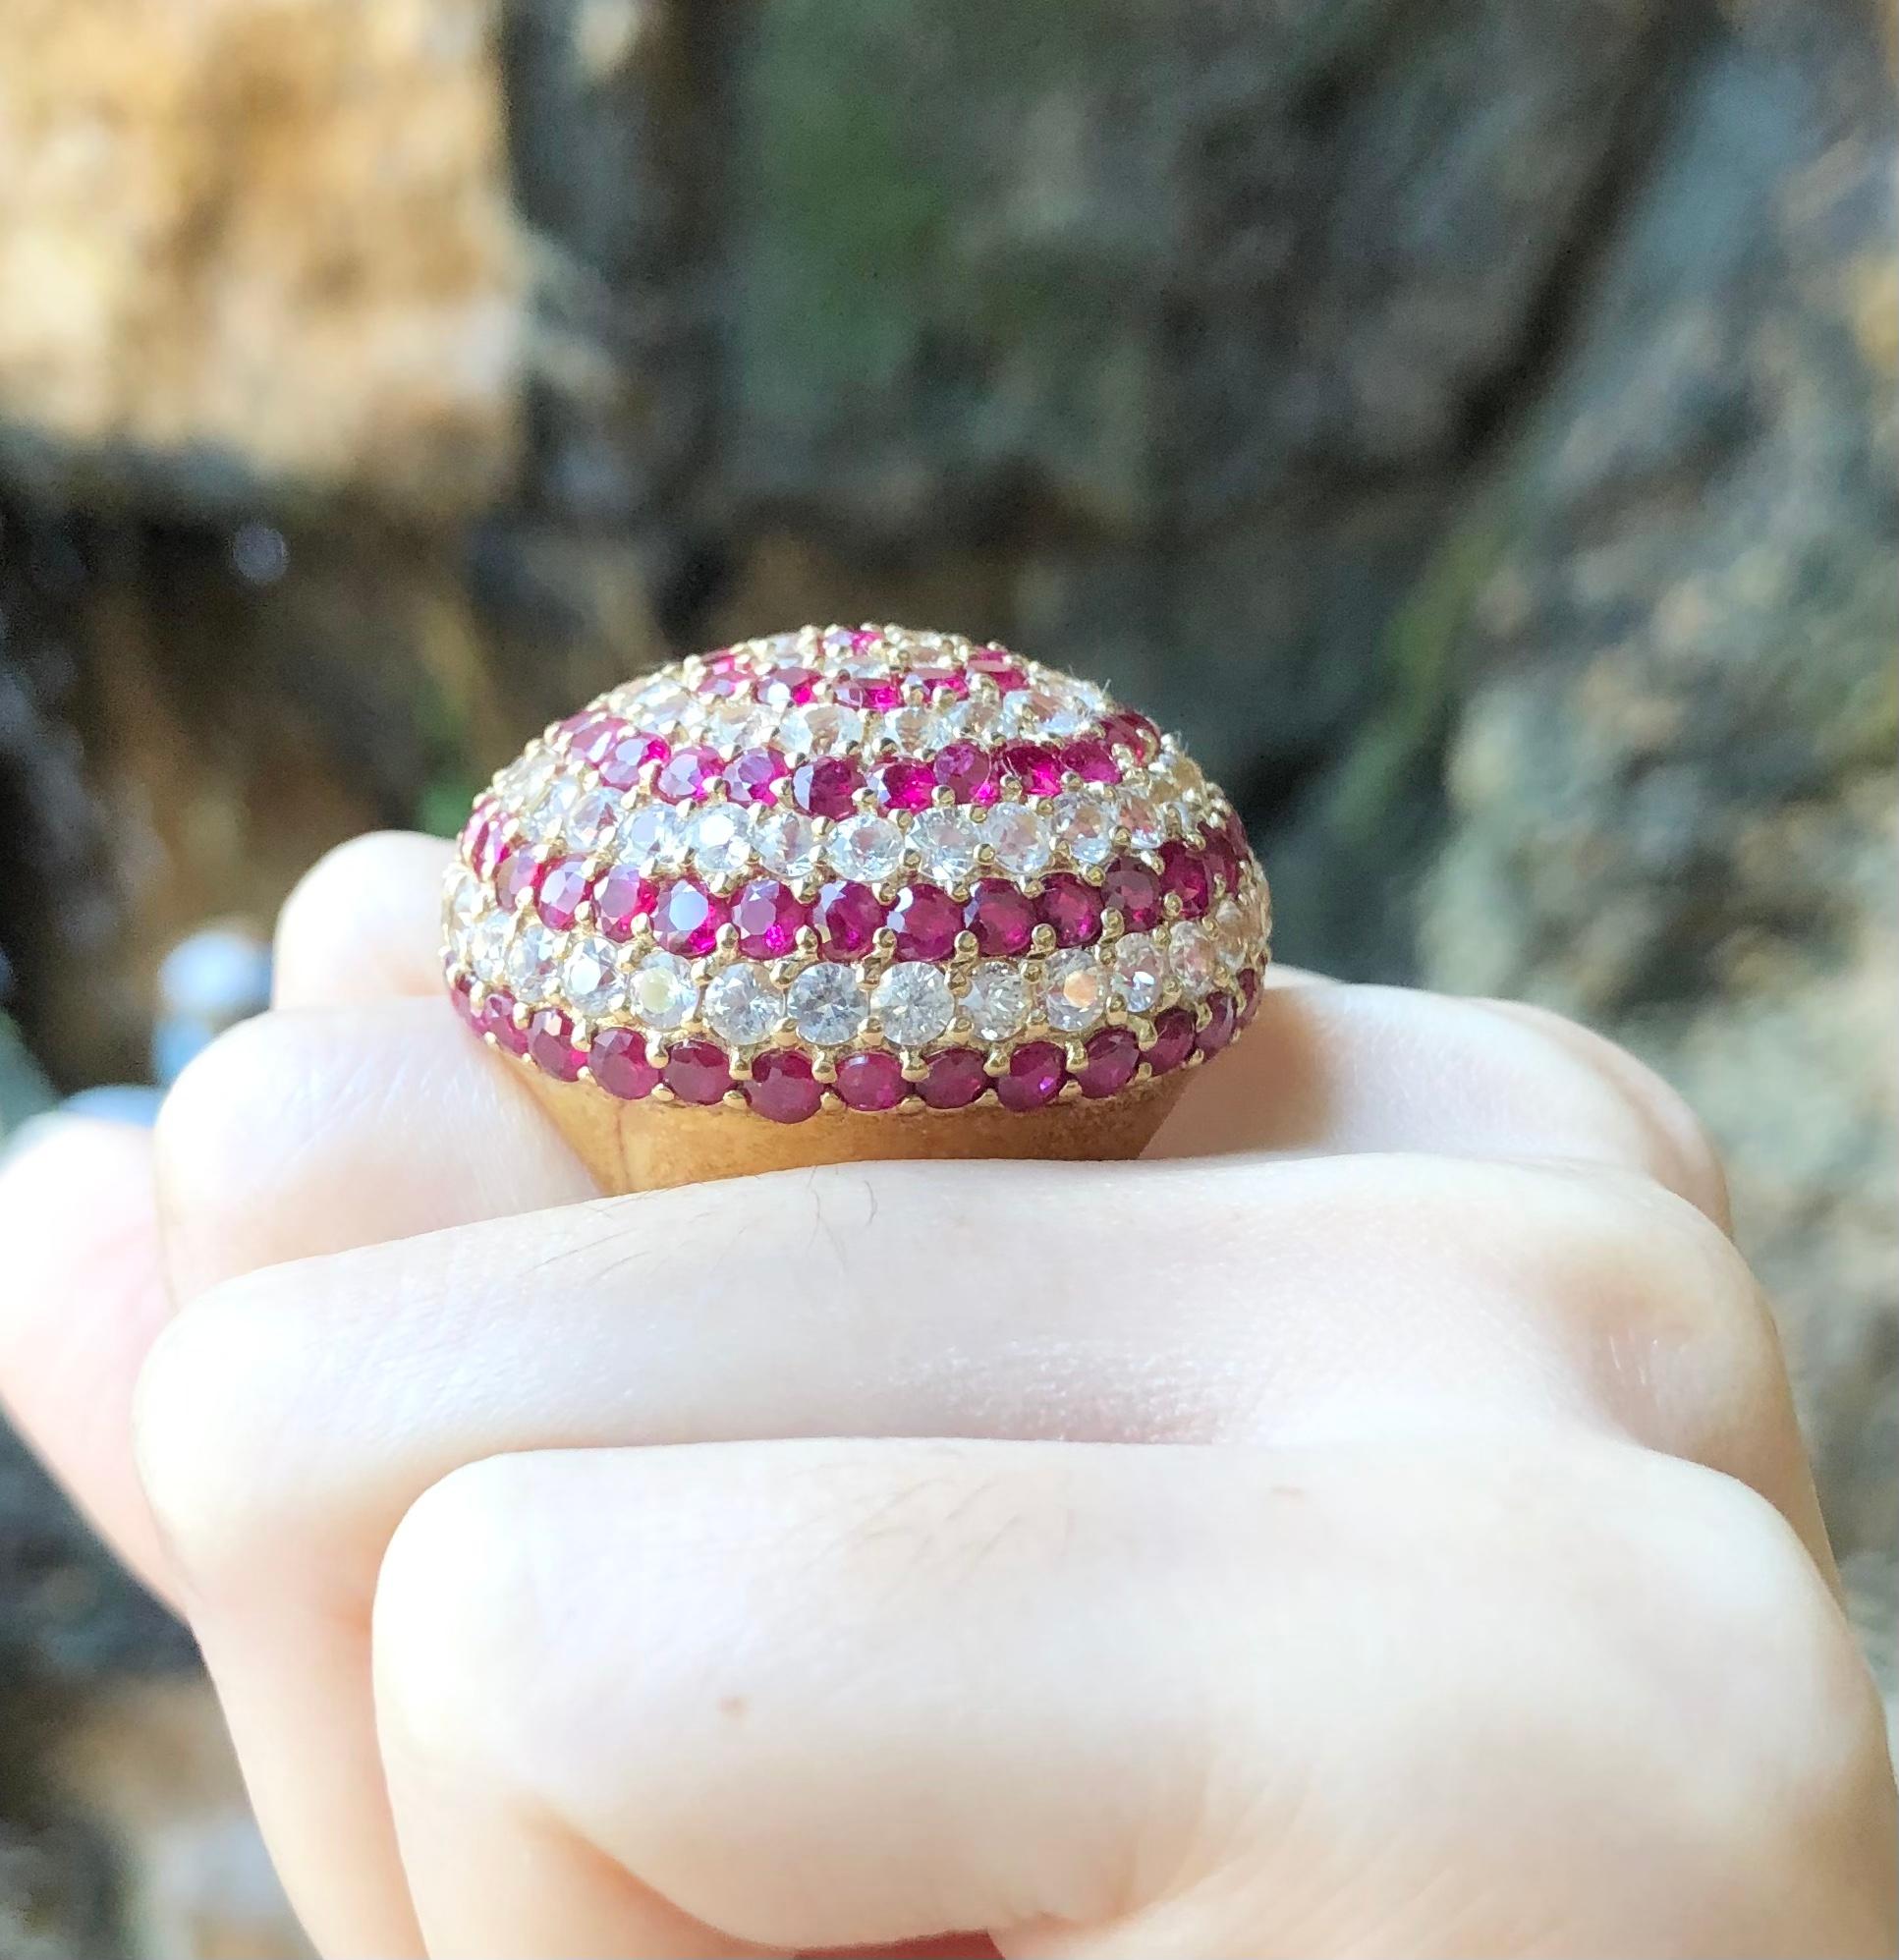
left=2, top=832, right=1891, bottom=1959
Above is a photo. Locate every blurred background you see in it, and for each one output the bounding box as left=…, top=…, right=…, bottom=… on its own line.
left=0, top=0, right=1892, bottom=1951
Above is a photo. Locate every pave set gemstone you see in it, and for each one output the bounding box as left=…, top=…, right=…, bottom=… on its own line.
left=443, top=626, right=1270, bottom=1120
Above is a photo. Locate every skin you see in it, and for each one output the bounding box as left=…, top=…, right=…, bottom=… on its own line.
left=0, top=829, right=1891, bottom=1960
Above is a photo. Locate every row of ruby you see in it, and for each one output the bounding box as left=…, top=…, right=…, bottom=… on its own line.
left=689, top=643, right=1113, bottom=719
left=485, top=834, right=1249, bottom=960
left=455, top=970, right=1260, bottom=1122
left=538, top=717, right=1159, bottom=814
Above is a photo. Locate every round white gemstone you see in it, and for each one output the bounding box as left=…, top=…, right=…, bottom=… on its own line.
left=618, top=803, right=684, bottom=871
left=1042, top=949, right=1108, bottom=1032
left=526, top=773, right=584, bottom=840
left=828, top=812, right=904, bottom=881
left=627, top=950, right=699, bottom=1031
left=1115, top=786, right=1166, bottom=851
left=1213, top=896, right=1251, bottom=972
left=444, top=866, right=483, bottom=938
left=941, top=694, right=1004, bottom=743
left=880, top=705, right=937, bottom=754
left=1168, top=923, right=1219, bottom=996
left=872, top=964, right=954, bottom=1047
left=469, top=910, right=511, bottom=984
left=788, top=962, right=868, bottom=1044
left=506, top=920, right=563, bottom=1005
left=562, top=933, right=625, bottom=1017
left=913, top=808, right=981, bottom=885
left=567, top=787, right=624, bottom=848
left=702, top=965, right=785, bottom=1045
left=630, top=681, right=696, bottom=726
left=779, top=703, right=865, bottom=755
left=983, top=804, right=1053, bottom=877
left=1003, top=680, right=1099, bottom=741
left=702, top=695, right=775, bottom=752
left=687, top=803, right=753, bottom=881
left=1051, top=790, right=1114, bottom=866
left=1110, top=932, right=1167, bottom=1015
left=754, top=807, right=821, bottom=879
left=496, top=747, right=558, bottom=807
left=962, top=961, right=1028, bottom=1041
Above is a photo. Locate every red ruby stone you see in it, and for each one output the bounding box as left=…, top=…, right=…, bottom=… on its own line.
left=702, top=647, right=747, bottom=676
left=910, top=665, right=969, bottom=700
left=536, top=854, right=591, bottom=930
left=482, top=989, right=530, bottom=1056
left=587, top=1026, right=659, bottom=1100
left=1060, top=737, right=1121, bottom=785
left=1145, top=1006, right=1197, bottom=1075
left=449, top=972, right=481, bottom=1028
left=813, top=879, right=885, bottom=960
left=1101, top=709, right=1160, bottom=762
left=918, top=1047, right=989, bottom=1109
left=655, top=745, right=724, bottom=803
left=731, top=876, right=809, bottom=958
left=970, top=648, right=1029, bottom=691
left=493, top=847, right=539, bottom=912
left=1198, top=992, right=1238, bottom=1057
left=1100, top=853, right=1161, bottom=930
left=887, top=882, right=962, bottom=961
left=996, top=1040, right=1065, bottom=1111
left=746, top=1050, right=823, bottom=1124
left=663, top=1039, right=734, bottom=1105
left=650, top=877, right=729, bottom=956
left=932, top=740, right=994, bottom=805
left=964, top=878, right=1035, bottom=956
left=998, top=741, right=1063, bottom=797
left=1201, top=820, right=1240, bottom=897
left=597, top=729, right=671, bottom=790
left=755, top=662, right=819, bottom=706
left=791, top=756, right=863, bottom=820
left=1237, top=967, right=1261, bottom=1028
left=565, top=712, right=625, bottom=766
left=724, top=745, right=789, bottom=806
left=592, top=864, right=656, bottom=940
left=1160, top=839, right=1211, bottom=919
left=873, top=757, right=936, bottom=812
left=834, top=1049, right=908, bottom=1111
left=527, top=1007, right=586, bottom=1081
left=834, top=676, right=902, bottom=712
left=463, top=803, right=501, bottom=876
left=1074, top=1026, right=1141, bottom=1099
left=1038, top=872, right=1103, bottom=947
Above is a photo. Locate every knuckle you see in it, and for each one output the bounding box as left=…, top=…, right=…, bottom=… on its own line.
left=274, top=831, right=409, bottom=964
left=153, top=1013, right=300, bottom=1212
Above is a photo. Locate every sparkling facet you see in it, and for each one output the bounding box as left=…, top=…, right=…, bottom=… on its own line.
left=998, top=742, right=1064, bottom=798
left=872, top=964, right=954, bottom=1046
left=1042, top=949, right=1108, bottom=1032
left=617, top=804, right=684, bottom=870
left=731, top=877, right=809, bottom=958
left=984, top=804, right=1053, bottom=877
left=650, top=878, right=729, bottom=957
left=567, top=788, right=624, bottom=847
left=1060, top=738, right=1121, bottom=785
left=828, top=812, right=904, bottom=882
left=687, top=803, right=753, bottom=881
left=812, top=879, right=884, bottom=960
left=592, top=864, right=656, bottom=940
left=780, top=703, right=865, bottom=755
left=655, top=745, right=723, bottom=804
left=724, top=745, right=791, bottom=806
left=1051, top=791, right=1114, bottom=866
left=881, top=705, right=937, bottom=755
left=932, top=740, right=993, bottom=804
left=1110, top=932, right=1167, bottom=1014
left=493, top=847, right=538, bottom=913
left=626, top=951, right=698, bottom=1030
left=561, top=933, right=625, bottom=1017
left=598, top=729, right=671, bottom=791
left=788, top=962, right=867, bottom=1044
left=1114, top=787, right=1166, bottom=851
left=527, top=775, right=584, bottom=841
left=754, top=807, right=820, bottom=879
left=703, top=966, right=786, bottom=1045
left=1168, top=922, right=1219, bottom=995
left=962, top=962, right=1028, bottom=1041
left=506, top=920, right=562, bottom=1004
left=790, top=756, right=863, bottom=820
left=914, top=808, right=981, bottom=885
left=469, top=912, right=512, bottom=984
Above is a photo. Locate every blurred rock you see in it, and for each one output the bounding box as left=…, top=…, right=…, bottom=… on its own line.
left=0, top=0, right=524, bottom=513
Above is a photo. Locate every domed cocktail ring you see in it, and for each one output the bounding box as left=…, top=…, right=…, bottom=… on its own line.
left=441, top=625, right=1269, bottom=1191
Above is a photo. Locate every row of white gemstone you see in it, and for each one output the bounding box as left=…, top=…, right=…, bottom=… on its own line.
left=447, top=896, right=1262, bottom=1054
left=497, top=756, right=1215, bottom=892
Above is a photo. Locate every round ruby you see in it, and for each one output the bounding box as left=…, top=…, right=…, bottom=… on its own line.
left=528, top=1007, right=586, bottom=1081
left=1198, top=993, right=1238, bottom=1057
left=592, top=864, right=656, bottom=940
left=919, top=1047, right=989, bottom=1109
left=1075, top=1026, right=1141, bottom=1099
left=1226, top=808, right=1253, bottom=860
left=887, top=882, right=961, bottom=961
left=535, top=854, right=591, bottom=931
left=463, top=803, right=501, bottom=876
left=1146, top=1007, right=1197, bottom=1076
left=1060, top=737, right=1121, bottom=785
left=587, top=1026, right=659, bottom=1099
left=1038, top=872, right=1103, bottom=947
left=1101, top=709, right=1160, bottom=762
left=910, top=665, right=969, bottom=700
left=1160, top=839, right=1211, bottom=919
left=964, top=878, right=1035, bottom=957
left=746, top=1050, right=823, bottom=1124
left=932, top=741, right=993, bottom=805
left=482, top=989, right=529, bottom=1056
left=1100, top=854, right=1161, bottom=931
left=996, top=1040, right=1065, bottom=1111
left=725, top=745, right=789, bottom=806
left=1237, top=968, right=1261, bottom=1029
left=702, top=647, right=746, bottom=676
left=449, top=973, right=481, bottom=1029
left=493, top=847, right=539, bottom=912
left=998, top=742, right=1063, bottom=797
left=835, top=676, right=902, bottom=712
left=970, top=648, right=1029, bottom=692
left=1201, top=821, right=1240, bottom=897
left=597, top=729, right=671, bottom=790
left=650, top=878, right=729, bottom=956
left=731, top=876, right=809, bottom=958
left=873, top=757, right=935, bottom=812
left=564, top=711, right=626, bottom=766
left=834, top=1049, right=908, bottom=1112
left=791, top=756, right=862, bottom=820
left=756, top=663, right=818, bottom=705
left=655, top=745, right=723, bottom=803
left=663, top=1039, right=733, bottom=1105
left=813, top=879, right=884, bottom=960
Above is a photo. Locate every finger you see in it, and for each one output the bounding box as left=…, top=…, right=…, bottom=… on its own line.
left=272, top=831, right=453, bottom=1011
left=1152, top=981, right=1728, bottom=1222
left=372, top=1435, right=1888, bottom=1958
left=0, top=1116, right=181, bottom=1604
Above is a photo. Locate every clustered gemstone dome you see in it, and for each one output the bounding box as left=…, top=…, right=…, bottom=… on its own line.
left=441, top=624, right=1271, bottom=1123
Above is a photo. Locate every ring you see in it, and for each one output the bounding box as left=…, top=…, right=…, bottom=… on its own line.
left=441, top=624, right=1269, bottom=1177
